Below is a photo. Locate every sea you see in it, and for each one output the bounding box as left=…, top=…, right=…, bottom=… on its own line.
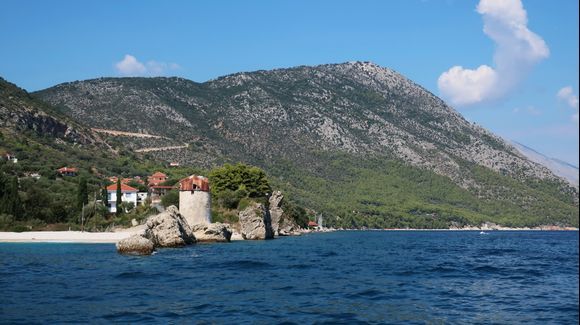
left=0, top=231, right=578, bottom=324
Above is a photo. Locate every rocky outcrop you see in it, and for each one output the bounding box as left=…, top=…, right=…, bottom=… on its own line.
left=116, top=234, right=155, bottom=255
left=144, top=206, right=196, bottom=247
left=268, top=190, right=302, bottom=236
left=191, top=222, right=232, bottom=242
left=269, top=191, right=284, bottom=235
left=278, top=217, right=301, bottom=236
left=238, top=202, right=274, bottom=240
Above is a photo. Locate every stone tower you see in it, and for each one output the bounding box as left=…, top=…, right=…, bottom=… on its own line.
left=178, top=175, right=211, bottom=226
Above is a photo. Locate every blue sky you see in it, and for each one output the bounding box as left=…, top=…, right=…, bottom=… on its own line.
left=1, top=0, right=578, bottom=165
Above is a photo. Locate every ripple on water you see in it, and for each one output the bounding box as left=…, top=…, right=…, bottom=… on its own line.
left=0, top=231, right=577, bottom=324
left=207, top=259, right=275, bottom=270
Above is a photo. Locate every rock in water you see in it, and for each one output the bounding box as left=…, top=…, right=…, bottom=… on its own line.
left=191, top=223, right=233, bottom=242
left=238, top=202, right=274, bottom=240
left=116, top=234, right=155, bottom=255
left=145, top=205, right=196, bottom=247
left=269, top=191, right=284, bottom=235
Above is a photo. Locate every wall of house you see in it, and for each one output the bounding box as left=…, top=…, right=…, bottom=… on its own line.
left=179, top=190, right=211, bottom=226
left=107, top=191, right=138, bottom=213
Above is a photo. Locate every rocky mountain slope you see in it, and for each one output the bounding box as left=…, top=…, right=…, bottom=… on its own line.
left=511, top=141, right=579, bottom=187
left=1, top=77, right=99, bottom=145
left=34, top=62, right=579, bottom=227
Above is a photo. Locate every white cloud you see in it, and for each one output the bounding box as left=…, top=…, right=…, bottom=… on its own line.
left=557, top=86, right=580, bottom=124
left=438, top=65, right=497, bottom=106
left=438, top=0, right=549, bottom=107
left=115, top=55, right=146, bottom=76
left=114, top=54, right=180, bottom=76
left=557, top=86, right=579, bottom=109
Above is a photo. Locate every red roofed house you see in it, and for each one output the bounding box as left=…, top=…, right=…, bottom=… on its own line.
left=307, top=221, right=319, bottom=228
left=106, top=183, right=138, bottom=213
left=148, top=171, right=167, bottom=186
left=57, top=167, right=78, bottom=177
left=178, top=175, right=211, bottom=225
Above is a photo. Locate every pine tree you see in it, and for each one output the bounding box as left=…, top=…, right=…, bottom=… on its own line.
left=0, top=175, right=23, bottom=219
left=101, top=185, right=109, bottom=207
left=8, top=176, right=23, bottom=220
left=77, top=177, right=88, bottom=212
left=0, top=173, right=7, bottom=214
left=116, top=178, right=122, bottom=215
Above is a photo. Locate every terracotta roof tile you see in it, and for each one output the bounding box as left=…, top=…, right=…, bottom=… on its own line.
left=179, top=175, right=210, bottom=192
left=106, top=183, right=138, bottom=192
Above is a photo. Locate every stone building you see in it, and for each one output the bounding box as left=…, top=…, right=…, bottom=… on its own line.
left=178, top=175, right=211, bottom=226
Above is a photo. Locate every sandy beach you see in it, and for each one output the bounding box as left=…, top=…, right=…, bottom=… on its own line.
left=0, top=226, right=145, bottom=243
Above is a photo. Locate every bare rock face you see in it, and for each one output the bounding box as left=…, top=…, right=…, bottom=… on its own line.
left=278, top=217, right=301, bottom=236
left=268, top=190, right=301, bottom=236
left=144, top=205, right=196, bottom=247
left=116, top=234, right=155, bottom=255
left=238, top=202, right=274, bottom=240
left=269, top=191, right=284, bottom=235
left=191, top=223, right=232, bottom=242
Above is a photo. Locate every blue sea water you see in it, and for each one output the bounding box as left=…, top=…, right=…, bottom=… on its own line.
left=0, top=231, right=578, bottom=324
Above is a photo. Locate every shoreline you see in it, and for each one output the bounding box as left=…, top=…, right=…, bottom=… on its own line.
left=0, top=226, right=577, bottom=243
left=0, top=226, right=146, bottom=243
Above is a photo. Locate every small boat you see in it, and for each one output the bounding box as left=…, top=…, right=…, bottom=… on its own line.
left=479, top=231, right=489, bottom=235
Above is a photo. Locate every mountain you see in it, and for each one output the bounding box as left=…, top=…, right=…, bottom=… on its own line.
left=510, top=141, right=579, bottom=187
left=34, top=62, right=579, bottom=228
left=0, top=77, right=99, bottom=146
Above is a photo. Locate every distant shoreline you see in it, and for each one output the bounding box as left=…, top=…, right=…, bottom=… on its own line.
left=0, top=226, right=577, bottom=243
left=0, top=229, right=142, bottom=243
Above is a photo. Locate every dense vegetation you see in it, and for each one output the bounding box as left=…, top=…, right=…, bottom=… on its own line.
left=267, top=152, right=579, bottom=229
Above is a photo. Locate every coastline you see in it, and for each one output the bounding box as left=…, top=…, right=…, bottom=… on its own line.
left=1, top=226, right=577, bottom=244
left=0, top=226, right=146, bottom=243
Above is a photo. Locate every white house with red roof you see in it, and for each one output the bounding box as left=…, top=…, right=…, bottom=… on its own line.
left=106, top=183, right=138, bottom=213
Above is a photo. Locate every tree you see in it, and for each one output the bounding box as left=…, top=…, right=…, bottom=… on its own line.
left=77, top=177, right=88, bottom=212
left=0, top=174, right=23, bottom=220
left=101, top=185, right=109, bottom=207
left=116, top=178, right=122, bottom=216
left=209, top=163, right=271, bottom=200
left=8, top=176, right=23, bottom=220
left=161, top=190, right=179, bottom=208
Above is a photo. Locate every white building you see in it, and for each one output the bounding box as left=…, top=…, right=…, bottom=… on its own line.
left=137, top=192, right=149, bottom=205
left=106, top=183, right=138, bottom=213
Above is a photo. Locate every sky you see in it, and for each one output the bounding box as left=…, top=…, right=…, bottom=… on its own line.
left=1, top=0, right=578, bottom=165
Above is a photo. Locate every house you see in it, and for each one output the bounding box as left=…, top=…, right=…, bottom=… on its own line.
left=132, top=176, right=145, bottom=185
left=307, top=221, right=319, bottom=228
left=108, top=176, right=145, bottom=185
left=148, top=171, right=167, bottom=186
left=4, top=153, right=18, bottom=163
left=24, top=172, right=41, bottom=180
left=149, top=185, right=176, bottom=204
left=106, top=183, right=138, bottom=213
left=137, top=192, right=149, bottom=205
left=57, top=167, right=78, bottom=176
